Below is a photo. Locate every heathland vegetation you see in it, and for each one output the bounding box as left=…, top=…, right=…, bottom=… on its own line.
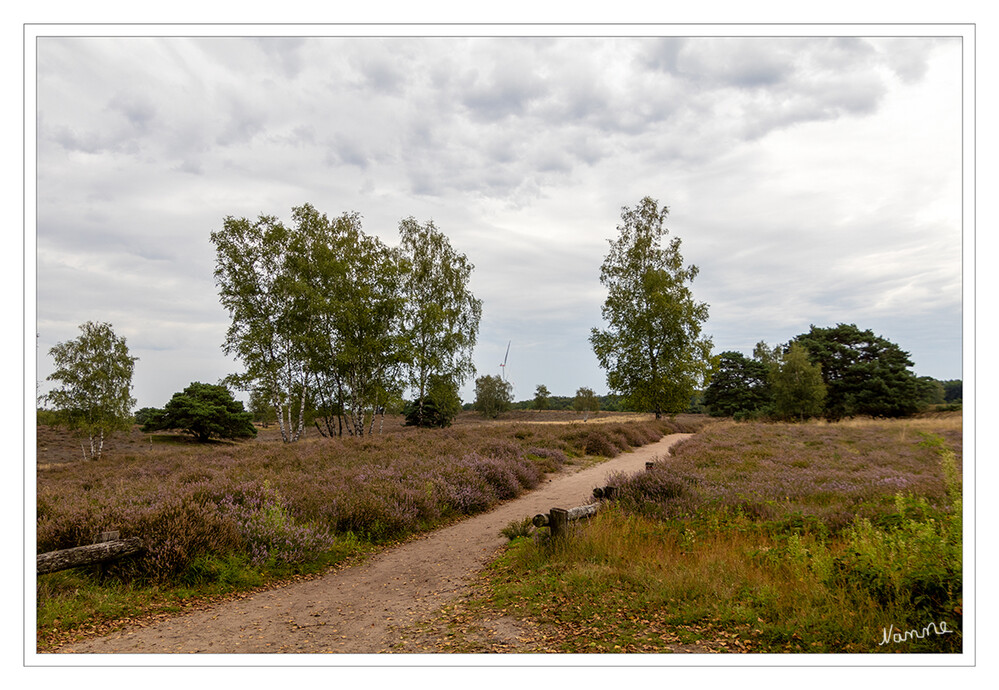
left=36, top=413, right=703, bottom=650
left=417, top=414, right=963, bottom=654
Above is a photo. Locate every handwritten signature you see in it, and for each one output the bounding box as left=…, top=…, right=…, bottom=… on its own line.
left=879, top=621, right=954, bottom=646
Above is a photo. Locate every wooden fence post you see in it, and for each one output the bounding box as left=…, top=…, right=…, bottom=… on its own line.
left=549, top=507, right=569, bottom=539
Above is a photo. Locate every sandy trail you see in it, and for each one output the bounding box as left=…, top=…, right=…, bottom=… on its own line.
left=60, top=433, right=690, bottom=655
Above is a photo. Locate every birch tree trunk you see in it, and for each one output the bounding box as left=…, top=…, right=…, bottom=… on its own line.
left=274, top=398, right=289, bottom=443
left=291, top=383, right=308, bottom=442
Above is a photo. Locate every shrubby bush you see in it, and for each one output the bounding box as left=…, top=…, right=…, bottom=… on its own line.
left=141, top=382, right=256, bottom=442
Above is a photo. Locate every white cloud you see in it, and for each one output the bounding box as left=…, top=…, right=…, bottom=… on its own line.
left=31, top=31, right=966, bottom=408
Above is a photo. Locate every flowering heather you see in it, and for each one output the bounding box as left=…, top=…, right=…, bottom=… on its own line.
left=37, top=415, right=704, bottom=582
left=612, top=418, right=962, bottom=532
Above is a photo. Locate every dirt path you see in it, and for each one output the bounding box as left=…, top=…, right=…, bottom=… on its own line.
left=59, top=434, right=691, bottom=655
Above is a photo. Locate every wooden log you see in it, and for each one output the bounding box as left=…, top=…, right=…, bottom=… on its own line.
left=548, top=503, right=601, bottom=539
left=36, top=537, right=144, bottom=575
left=593, top=486, right=617, bottom=500
left=566, top=503, right=599, bottom=521
left=533, top=513, right=550, bottom=528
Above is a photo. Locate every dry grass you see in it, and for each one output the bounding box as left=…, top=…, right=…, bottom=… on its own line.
left=440, top=413, right=964, bottom=654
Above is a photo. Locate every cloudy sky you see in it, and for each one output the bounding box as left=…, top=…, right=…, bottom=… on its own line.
left=29, top=26, right=969, bottom=410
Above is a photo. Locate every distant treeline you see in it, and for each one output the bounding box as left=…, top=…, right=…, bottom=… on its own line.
left=463, top=394, right=649, bottom=414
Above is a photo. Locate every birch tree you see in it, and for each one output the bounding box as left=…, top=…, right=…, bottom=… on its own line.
left=212, top=214, right=310, bottom=442
left=589, top=197, right=713, bottom=419
left=573, top=386, right=599, bottom=421
left=398, top=217, right=482, bottom=426
left=285, top=204, right=405, bottom=437
left=327, top=228, right=406, bottom=436
left=43, top=321, right=137, bottom=460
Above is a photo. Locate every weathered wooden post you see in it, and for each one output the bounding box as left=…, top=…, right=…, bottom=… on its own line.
left=549, top=507, right=569, bottom=539
left=646, top=461, right=655, bottom=471
left=533, top=503, right=603, bottom=539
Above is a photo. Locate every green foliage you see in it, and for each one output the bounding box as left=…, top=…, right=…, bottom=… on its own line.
left=36, top=408, right=65, bottom=426
left=589, top=196, right=713, bottom=419
left=42, top=321, right=137, bottom=459
left=289, top=204, right=407, bottom=437
left=793, top=323, right=923, bottom=419
left=212, top=211, right=310, bottom=442
left=404, top=375, right=462, bottom=428
left=573, top=386, right=600, bottom=421
left=942, top=379, right=962, bottom=403
left=916, top=376, right=946, bottom=406
left=398, top=217, right=482, bottom=413
left=833, top=490, right=961, bottom=632
left=247, top=388, right=278, bottom=426
left=707, top=331, right=950, bottom=422
left=132, top=407, right=159, bottom=426
left=213, top=204, right=481, bottom=441
left=703, top=351, right=771, bottom=417
left=141, top=382, right=257, bottom=442
left=770, top=342, right=827, bottom=421
left=533, top=384, right=551, bottom=411
left=474, top=374, right=513, bottom=418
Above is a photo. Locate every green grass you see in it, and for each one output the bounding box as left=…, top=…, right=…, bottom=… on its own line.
left=35, top=541, right=375, bottom=652
left=36, top=563, right=261, bottom=649
left=433, top=416, right=963, bottom=654
left=464, top=503, right=960, bottom=653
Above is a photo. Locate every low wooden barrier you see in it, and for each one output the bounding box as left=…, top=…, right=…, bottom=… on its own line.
left=36, top=531, right=144, bottom=575
left=532, top=485, right=618, bottom=539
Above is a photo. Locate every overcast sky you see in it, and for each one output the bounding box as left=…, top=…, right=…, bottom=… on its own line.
left=30, top=27, right=969, bottom=410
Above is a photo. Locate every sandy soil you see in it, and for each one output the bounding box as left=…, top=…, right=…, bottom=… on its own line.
left=55, top=433, right=691, bottom=656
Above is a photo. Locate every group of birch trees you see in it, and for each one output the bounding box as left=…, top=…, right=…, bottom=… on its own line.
left=211, top=203, right=481, bottom=442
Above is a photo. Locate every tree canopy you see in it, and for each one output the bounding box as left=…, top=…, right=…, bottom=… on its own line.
left=792, top=323, right=923, bottom=418
left=770, top=342, right=827, bottom=421
left=703, top=351, right=771, bottom=418
left=700, top=327, right=941, bottom=422
left=212, top=211, right=310, bottom=442
left=141, top=382, right=257, bottom=442
left=573, top=386, right=600, bottom=421
left=403, top=374, right=462, bottom=428
left=589, top=196, right=713, bottom=418
left=43, top=321, right=137, bottom=460
left=533, top=384, right=551, bottom=411
left=398, top=217, right=482, bottom=427
left=474, top=374, right=513, bottom=418
left=212, top=203, right=481, bottom=440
